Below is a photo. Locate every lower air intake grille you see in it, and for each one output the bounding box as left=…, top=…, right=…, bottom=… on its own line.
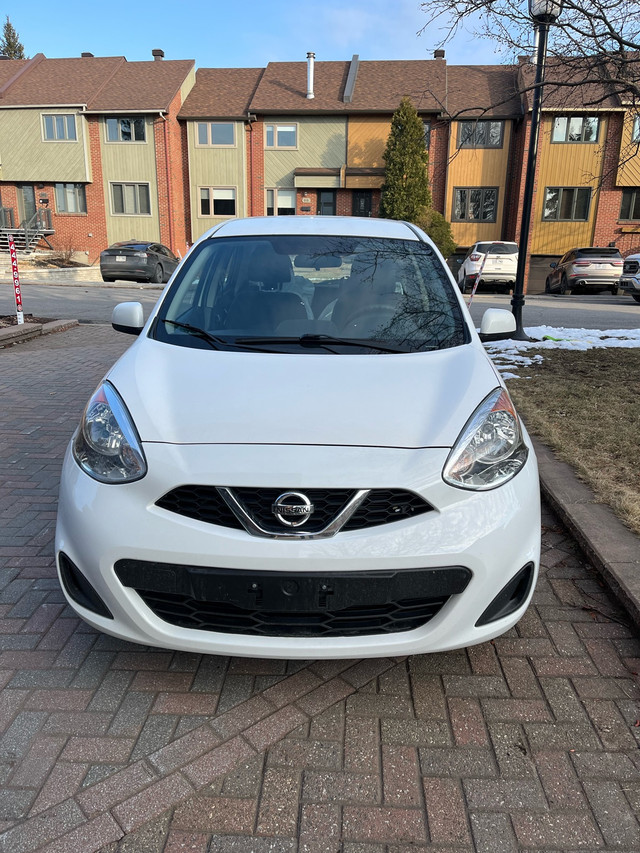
left=114, top=560, right=471, bottom=638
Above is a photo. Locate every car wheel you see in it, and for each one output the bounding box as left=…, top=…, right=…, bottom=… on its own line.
left=462, top=275, right=476, bottom=294
left=633, top=294, right=640, bottom=303
left=151, top=264, right=164, bottom=284
left=610, top=286, right=619, bottom=295
left=559, top=274, right=569, bottom=295
left=102, top=276, right=115, bottom=283
left=544, top=277, right=551, bottom=293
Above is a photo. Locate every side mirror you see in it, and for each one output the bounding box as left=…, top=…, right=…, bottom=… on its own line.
left=112, top=302, right=144, bottom=336
left=478, top=308, right=516, bottom=342
left=549, top=262, right=557, bottom=269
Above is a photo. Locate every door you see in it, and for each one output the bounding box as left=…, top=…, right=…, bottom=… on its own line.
left=317, top=191, right=336, bottom=216
left=352, top=190, right=372, bottom=217
left=18, top=185, right=36, bottom=225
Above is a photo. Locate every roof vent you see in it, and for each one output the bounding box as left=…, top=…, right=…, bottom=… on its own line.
left=152, top=49, right=165, bottom=61
left=434, top=49, right=445, bottom=59
left=306, top=51, right=315, bottom=100
left=81, top=52, right=94, bottom=58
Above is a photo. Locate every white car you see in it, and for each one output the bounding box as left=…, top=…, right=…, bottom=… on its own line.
left=56, top=216, right=540, bottom=660
left=457, top=241, right=518, bottom=293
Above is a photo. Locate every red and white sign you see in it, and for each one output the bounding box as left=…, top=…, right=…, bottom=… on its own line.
left=8, top=235, right=24, bottom=325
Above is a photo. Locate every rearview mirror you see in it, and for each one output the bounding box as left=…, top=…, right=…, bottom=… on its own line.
left=112, top=302, right=144, bottom=336
left=478, top=308, right=516, bottom=342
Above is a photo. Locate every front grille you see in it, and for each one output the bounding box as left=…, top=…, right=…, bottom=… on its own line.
left=156, top=486, right=432, bottom=535
left=623, top=260, right=639, bottom=275
left=115, top=560, right=471, bottom=638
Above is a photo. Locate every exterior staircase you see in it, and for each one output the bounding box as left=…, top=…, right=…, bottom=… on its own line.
left=0, top=207, right=54, bottom=252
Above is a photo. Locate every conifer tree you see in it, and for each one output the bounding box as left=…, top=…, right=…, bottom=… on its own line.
left=1, top=17, right=25, bottom=60
left=380, top=97, right=431, bottom=222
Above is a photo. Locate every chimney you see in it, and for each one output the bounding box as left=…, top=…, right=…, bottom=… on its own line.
left=152, top=49, right=165, bottom=61
left=434, top=49, right=445, bottom=59
left=306, top=51, right=315, bottom=99
left=343, top=54, right=360, bottom=104
left=81, top=52, right=94, bottom=58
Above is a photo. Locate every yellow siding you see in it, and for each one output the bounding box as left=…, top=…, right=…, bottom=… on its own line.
left=0, top=108, right=89, bottom=182
left=616, top=112, right=640, bottom=186
left=345, top=175, right=384, bottom=189
left=530, top=116, right=604, bottom=254
left=100, top=117, right=161, bottom=244
left=180, top=68, right=196, bottom=104
left=264, top=117, right=347, bottom=188
left=447, top=121, right=512, bottom=247
left=188, top=121, right=247, bottom=241
left=347, top=117, right=391, bottom=168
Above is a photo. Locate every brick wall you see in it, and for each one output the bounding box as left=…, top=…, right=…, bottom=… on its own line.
left=246, top=120, right=265, bottom=216
left=429, top=120, right=449, bottom=215
left=153, top=90, right=190, bottom=256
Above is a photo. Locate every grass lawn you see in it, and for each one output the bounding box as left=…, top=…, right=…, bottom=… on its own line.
left=505, top=348, right=640, bottom=537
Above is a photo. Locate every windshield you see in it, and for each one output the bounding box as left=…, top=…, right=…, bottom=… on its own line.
left=152, top=235, right=467, bottom=353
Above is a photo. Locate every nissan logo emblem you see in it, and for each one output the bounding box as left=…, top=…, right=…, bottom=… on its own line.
left=271, top=491, right=315, bottom=527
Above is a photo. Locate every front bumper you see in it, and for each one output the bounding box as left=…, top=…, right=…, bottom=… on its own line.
left=56, top=441, right=541, bottom=659
left=620, top=276, right=640, bottom=295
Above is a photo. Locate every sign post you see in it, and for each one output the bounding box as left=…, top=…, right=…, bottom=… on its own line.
left=8, top=235, right=24, bottom=325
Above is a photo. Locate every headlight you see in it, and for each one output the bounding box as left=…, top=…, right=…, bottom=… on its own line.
left=443, top=388, right=528, bottom=490
left=73, top=382, right=146, bottom=483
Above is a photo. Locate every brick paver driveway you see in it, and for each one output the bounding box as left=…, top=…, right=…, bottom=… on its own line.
left=1, top=325, right=639, bottom=852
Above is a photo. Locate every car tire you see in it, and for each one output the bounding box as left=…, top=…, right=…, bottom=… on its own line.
left=544, top=277, right=552, bottom=293
left=610, top=286, right=619, bottom=295
left=633, top=294, right=640, bottom=303
left=102, top=276, right=115, bottom=283
left=559, top=274, right=569, bottom=295
left=462, top=275, right=475, bottom=294
left=151, top=264, right=164, bottom=284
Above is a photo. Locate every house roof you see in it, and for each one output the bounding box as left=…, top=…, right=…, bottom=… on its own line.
left=518, top=56, right=622, bottom=111
left=179, top=68, right=263, bottom=119
left=446, top=65, right=521, bottom=118
left=0, top=54, right=194, bottom=111
left=248, top=59, right=447, bottom=113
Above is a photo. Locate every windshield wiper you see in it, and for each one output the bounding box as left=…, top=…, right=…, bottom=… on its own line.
left=158, top=319, right=280, bottom=353
left=235, top=334, right=410, bottom=354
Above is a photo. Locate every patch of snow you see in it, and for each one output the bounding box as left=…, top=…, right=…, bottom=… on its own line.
left=484, top=326, right=640, bottom=377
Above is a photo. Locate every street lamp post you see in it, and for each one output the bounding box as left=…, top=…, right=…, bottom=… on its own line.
left=511, top=0, right=563, bottom=339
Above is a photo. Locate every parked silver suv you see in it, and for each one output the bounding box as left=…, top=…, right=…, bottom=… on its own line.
left=619, top=254, right=640, bottom=303
left=545, top=247, right=622, bottom=295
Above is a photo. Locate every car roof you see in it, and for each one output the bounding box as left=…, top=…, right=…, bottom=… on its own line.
left=208, top=215, right=422, bottom=241
left=111, top=240, right=153, bottom=248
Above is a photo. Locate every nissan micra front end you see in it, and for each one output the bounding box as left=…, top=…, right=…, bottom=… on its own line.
left=56, top=216, right=540, bottom=659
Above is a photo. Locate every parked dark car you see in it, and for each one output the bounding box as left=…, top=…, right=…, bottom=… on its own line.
left=100, top=241, right=179, bottom=284
left=545, top=247, right=622, bottom=295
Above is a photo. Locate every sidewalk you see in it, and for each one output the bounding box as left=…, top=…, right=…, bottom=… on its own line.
left=0, top=325, right=639, bottom=852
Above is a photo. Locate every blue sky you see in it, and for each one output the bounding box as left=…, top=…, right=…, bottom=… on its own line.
left=13, top=0, right=509, bottom=68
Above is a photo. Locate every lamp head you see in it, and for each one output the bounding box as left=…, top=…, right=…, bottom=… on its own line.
left=529, top=0, right=563, bottom=22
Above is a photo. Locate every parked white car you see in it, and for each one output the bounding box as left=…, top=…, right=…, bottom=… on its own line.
left=457, top=241, right=519, bottom=293
left=56, top=216, right=540, bottom=659
left=619, top=253, right=640, bottom=302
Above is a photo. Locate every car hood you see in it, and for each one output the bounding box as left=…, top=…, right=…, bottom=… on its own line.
left=107, top=337, right=501, bottom=449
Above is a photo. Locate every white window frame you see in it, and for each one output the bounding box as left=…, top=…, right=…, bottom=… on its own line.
left=105, top=116, right=147, bottom=143
left=42, top=113, right=77, bottom=142
left=632, top=115, right=640, bottom=143
left=195, top=122, right=236, bottom=147
left=198, top=186, right=237, bottom=218
left=265, top=188, right=297, bottom=216
left=110, top=182, right=151, bottom=216
left=551, top=115, right=600, bottom=144
left=265, top=123, right=298, bottom=150
left=55, top=183, right=86, bottom=214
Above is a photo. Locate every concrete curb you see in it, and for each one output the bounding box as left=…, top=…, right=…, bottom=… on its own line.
left=1, top=278, right=163, bottom=289
left=533, top=436, right=640, bottom=628
left=0, top=317, right=79, bottom=347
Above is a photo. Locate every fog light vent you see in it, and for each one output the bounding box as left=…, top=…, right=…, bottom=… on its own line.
left=58, top=552, right=113, bottom=619
left=475, top=562, right=535, bottom=627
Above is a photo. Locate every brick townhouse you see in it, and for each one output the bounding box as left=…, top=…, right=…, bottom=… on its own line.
left=0, top=50, right=195, bottom=260
left=0, top=49, right=639, bottom=288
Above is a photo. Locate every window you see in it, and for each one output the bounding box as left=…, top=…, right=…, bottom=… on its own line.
left=111, top=183, right=151, bottom=215
left=632, top=116, right=640, bottom=143
left=43, top=114, right=76, bottom=141
left=423, top=120, right=431, bottom=150
left=199, top=187, right=236, bottom=217
left=55, top=183, right=86, bottom=214
left=543, top=187, right=591, bottom=221
left=620, top=188, right=640, bottom=220
left=196, top=122, right=235, bottom=146
left=265, top=124, right=297, bottom=148
left=551, top=116, right=599, bottom=143
left=266, top=188, right=296, bottom=216
left=453, top=187, right=498, bottom=222
left=106, top=117, right=146, bottom=142
left=458, top=121, right=503, bottom=148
